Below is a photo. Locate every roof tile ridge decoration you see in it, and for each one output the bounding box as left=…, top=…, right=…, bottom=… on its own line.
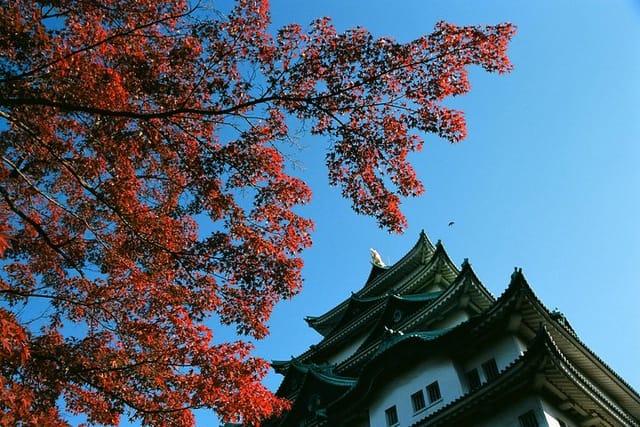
left=296, top=297, right=389, bottom=363
left=303, top=231, right=436, bottom=336
left=300, top=290, right=444, bottom=365
left=397, top=263, right=476, bottom=334
left=476, top=268, right=640, bottom=407
left=359, top=230, right=437, bottom=297
left=458, top=257, right=496, bottom=302
left=351, top=291, right=442, bottom=352
left=335, top=277, right=470, bottom=374
left=407, top=325, right=556, bottom=427
left=536, top=326, right=640, bottom=426
left=518, top=268, right=639, bottom=400
left=328, top=325, right=462, bottom=414
left=394, top=239, right=461, bottom=297
left=409, top=324, right=640, bottom=427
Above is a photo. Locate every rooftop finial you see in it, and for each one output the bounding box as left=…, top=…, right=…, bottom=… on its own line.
left=511, top=266, right=523, bottom=280
left=370, top=248, right=386, bottom=267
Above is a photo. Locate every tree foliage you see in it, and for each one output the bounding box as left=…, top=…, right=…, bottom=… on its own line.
left=0, top=0, right=514, bottom=425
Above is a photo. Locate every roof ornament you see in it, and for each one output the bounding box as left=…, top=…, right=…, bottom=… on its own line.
left=511, top=266, right=523, bottom=280
left=383, top=325, right=404, bottom=336
left=370, top=248, right=386, bottom=267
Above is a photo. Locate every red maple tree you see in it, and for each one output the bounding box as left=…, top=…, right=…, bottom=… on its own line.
left=0, top=1, right=515, bottom=425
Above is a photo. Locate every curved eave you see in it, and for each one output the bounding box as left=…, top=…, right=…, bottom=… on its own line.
left=458, top=258, right=496, bottom=308
left=326, top=293, right=391, bottom=335
left=354, top=292, right=444, bottom=351
left=430, top=240, right=462, bottom=284
left=302, top=231, right=437, bottom=337
left=363, top=263, right=389, bottom=284
left=272, top=365, right=356, bottom=427
left=297, top=243, right=460, bottom=364
left=331, top=255, right=493, bottom=375
left=329, top=324, right=470, bottom=415
left=359, top=230, right=437, bottom=297
left=335, top=273, right=476, bottom=375
left=392, top=240, right=461, bottom=297
left=410, top=327, right=639, bottom=427
left=298, top=292, right=443, bottom=366
left=273, top=361, right=348, bottom=400
left=272, top=359, right=292, bottom=375
left=304, top=293, right=380, bottom=337
left=477, top=269, right=640, bottom=418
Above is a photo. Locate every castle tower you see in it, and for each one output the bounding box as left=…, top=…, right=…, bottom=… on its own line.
left=265, top=231, right=640, bottom=427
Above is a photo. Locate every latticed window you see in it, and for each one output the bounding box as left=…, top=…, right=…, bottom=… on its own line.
left=518, top=410, right=539, bottom=427
left=426, top=381, right=441, bottom=403
left=482, top=358, right=499, bottom=381
left=465, top=368, right=481, bottom=390
left=385, top=405, right=399, bottom=426
left=411, top=390, right=426, bottom=412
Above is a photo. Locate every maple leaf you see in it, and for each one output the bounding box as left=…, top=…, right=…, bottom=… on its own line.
left=0, top=0, right=514, bottom=425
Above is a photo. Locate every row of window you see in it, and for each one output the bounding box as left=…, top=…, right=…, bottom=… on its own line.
left=465, top=357, right=499, bottom=390
left=384, top=381, right=441, bottom=426
left=382, top=358, right=499, bottom=427
left=519, top=410, right=567, bottom=427
left=388, top=406, right=564, bottom=427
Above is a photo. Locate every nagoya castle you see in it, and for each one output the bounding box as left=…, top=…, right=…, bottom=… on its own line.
left=264, top=231, right=639, bottom=427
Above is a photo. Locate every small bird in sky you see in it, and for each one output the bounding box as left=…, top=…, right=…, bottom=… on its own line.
left=448, top=221, right=455, bottom=227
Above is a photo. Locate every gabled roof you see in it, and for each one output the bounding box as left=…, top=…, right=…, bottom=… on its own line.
left=333, top=261, right=493, bottom=376
left=325, top=269, right=640, bottom=424
left=475, top=268, right=640, bottom=419
left=269, top=232, right=640, bottom=427
left=294, top=291, right=443, bottom=368
left=351, top=292, right=444, bottom=351
left=409, top=326, right=639, bottom=427
left=299, top=237, right=496, bottom=370
left=304, top=293, right=387, bottom=337
left=305, top=231, right=442, bottom=337
left=328, top=321, right=474, bottom=416
left=361, top=230, right=438, bottom=295
left=266, top=361, right=356, bottom=427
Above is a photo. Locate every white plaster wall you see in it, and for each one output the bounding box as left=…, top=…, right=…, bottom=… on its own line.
left=430, top=309, right=470, bottom=330
left=541, top=399, right=577, bottom=427
left=476, top=395, right=546, bottom=427
left=461, top=333, right=526, bottom=387
left=326, top=334, right=368, bottom=365
left=367, top=356, right=464, bottom=426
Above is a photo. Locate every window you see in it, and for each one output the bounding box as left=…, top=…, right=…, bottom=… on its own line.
left=518, top=410, right=539, bottom=427
left=411, top=390, right=426, bottom=412
left=385, top=405, right=399, bottom=426
left=465, top=368, right=481, bottom=390
left=426, top=381, right=441, bottom=403
left=482, top=358, right=499, bottom=381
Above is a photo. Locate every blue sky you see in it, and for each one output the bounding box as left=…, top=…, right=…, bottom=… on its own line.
left=191, top=0, right=639, bottom=424
left=230, top=0, right=640, bottom=418
left=3, top=1, right=638, bottom=426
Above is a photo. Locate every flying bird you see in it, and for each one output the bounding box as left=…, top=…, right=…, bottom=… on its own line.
left=448, top=221, right=455, bottom=227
